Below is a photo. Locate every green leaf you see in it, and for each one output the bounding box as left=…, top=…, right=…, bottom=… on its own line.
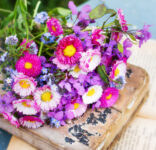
left=129, top=34, right=136, bottom=41
left=97, top=65, right=109, bottom=83
left=105, top=9, right=116, bottom=17
left=118, top=43, right=124, bottom=53
left=89, top=4, right=107, bottom=19
left=1, top=11, right=15, bottom=28
left=49, top=7, right=71, bottom=17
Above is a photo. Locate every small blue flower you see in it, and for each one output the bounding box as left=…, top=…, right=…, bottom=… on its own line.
left=55, top=120, right=61, bottom=128
left=5, top=35, right=18, bottom=45
left=42, top=67, right=48, bottom=74
left=29, top=42, right=38, bottom=54
left=0, top=52, right=8, bottom=62
left=34, top=11, right=49, bottom=24
left=50, top=118, right=61, bottom=128
left=39, top=75, right=47, bottom=82
left=5, top=78, right=13, bottom=85
left=40, top=32, right=55, bottom=44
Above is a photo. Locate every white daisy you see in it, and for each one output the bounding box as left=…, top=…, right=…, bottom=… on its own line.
left=82, top=85, right=103, bottom=104
left=110, top=60, right=127, bottom=80
left=19, top=116, right=44, bottom=128
left=13, top=99, right=39, bottom=115
left=69, top=64, right=87, bottom=78
left=80, top=49, right=101, bottom=72
left=13, top=74, right=37, bottom=97
left=34, top=85, right=61, bottom=111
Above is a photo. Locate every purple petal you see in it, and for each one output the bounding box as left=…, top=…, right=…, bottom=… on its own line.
left=68, top=1, right=78, bottom=15
left=65, top=83, right=72, bottom=92
left=81, top=5, right=91, bottom=13
left=54, top=111, right=64, bottom=120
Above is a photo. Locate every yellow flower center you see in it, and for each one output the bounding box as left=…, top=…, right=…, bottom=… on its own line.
left=74, top=103, right=80, bottom=110
left=25, top=62, right=32, bottom=69
left=22, top=101, right=31, bottom=107
left=115, top=68, right=120, bottom=77
left=28, top=121, right=36, bottom=123
left=106, top=94, right=112, bottom=100
left=19, top=80, right=30, bottom=89
left=52, top=26, right=56, bottom=32
left=73, top=65, right=80, bottom=73
left=63, top=45, right=76, bottom=57
left=90, top=56, right=93, bottom=62
left=41, top=91, right=52, bottom=102
left=87, top=88, right=95, bottom=97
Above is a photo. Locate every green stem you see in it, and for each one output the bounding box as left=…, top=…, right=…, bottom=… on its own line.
left=0, top=8, right=12, bottom=13
left=102, top=15, right=112, bottom=29
left=0, top=80, right=3, bottom=84
left=38, top=27, right=47, bottom=56
left=30, top=1, right=41, bottom=30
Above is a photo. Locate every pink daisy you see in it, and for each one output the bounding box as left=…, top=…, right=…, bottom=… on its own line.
left=13, top=73, right=37, bottom=97
left=2, top=112, right=20, bottom=128
left=92, top=29, right=106, bottom=46
left=19, top=116, right=44, bottom=128
left=117, top=9, right=128, bottom=32
left=100, top=87, right=119, bottom=108
left=13, top=99, right=40, bottom=115
left=47, top=18, right=63, bottom=36
left=65, top=99, right=87, bottom=120
left=16, top=53, right=42, bottom=77
left=52, top=57, right=70, bottom=70
left=80, top=49, right=101, bottom=72
left=109, top=60, right=127, bottom=80
left=56, top=36, right=83, bottom=65
left=111, top=29, right=123, bottom=42
left=34, top=85, right=61, bottom=111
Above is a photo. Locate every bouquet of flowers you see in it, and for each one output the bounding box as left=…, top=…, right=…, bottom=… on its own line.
left=0, top=1, right=151, bottom=128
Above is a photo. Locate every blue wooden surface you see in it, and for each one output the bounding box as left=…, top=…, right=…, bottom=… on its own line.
left=0, top=0, right=155, bottom=150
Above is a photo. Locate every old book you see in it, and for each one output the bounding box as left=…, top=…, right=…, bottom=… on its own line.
left=0, top=64, right=149, bottom=150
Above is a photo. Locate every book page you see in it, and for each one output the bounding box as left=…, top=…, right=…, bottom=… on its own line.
left=128, top=40, right=156, bottom=119
left=112, top=117, right=156, bottom=150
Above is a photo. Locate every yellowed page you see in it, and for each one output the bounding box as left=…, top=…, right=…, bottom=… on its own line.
left=112, top=117, right=156, bottom=150
left=128, top=40, right=156, bottom=119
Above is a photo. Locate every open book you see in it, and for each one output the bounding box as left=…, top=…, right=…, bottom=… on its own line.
left=7, top=40, right=156, bottom=150
left=111, top=40, right=156, bottom=150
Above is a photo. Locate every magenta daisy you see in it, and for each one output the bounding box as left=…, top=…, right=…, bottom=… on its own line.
left=47, top=18, right=63, bottom=36
left=100, top=87, right=119, bottom=108
left=13, top=73, right=37, bottom=97
left=80, top=49, right=101, bottom=72
left=56, top=36, right=83, bottom=65
left=65, top=99, right=87, bottom=120
left=19, top=116, right=44, bottom=128
left=2, top=112, right=20, bottom=128
left=92, top=29, right=106, bottom=46
left=110, top=60, right=127, bottom=80
left=13, top=99, right=40, bottom=115
left=117, top=9, right=128, bottom=32
left=15, top=53, right=42, bottom=77
left=34, top=85, right=61, bottom=111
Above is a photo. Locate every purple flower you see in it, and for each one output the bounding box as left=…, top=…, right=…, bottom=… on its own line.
left=78, top=5, right=91, bottom=21
left=85, top=72, right=104, bottom=86
left=68, top=1, right=78, bottom=15
left=104, top=40, right=116, bottom=55
left=0, top=92, right=16, bottom=113
left=136, top=24, right=151, bottom=47
left=123, top=38, right=132, bottom=58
